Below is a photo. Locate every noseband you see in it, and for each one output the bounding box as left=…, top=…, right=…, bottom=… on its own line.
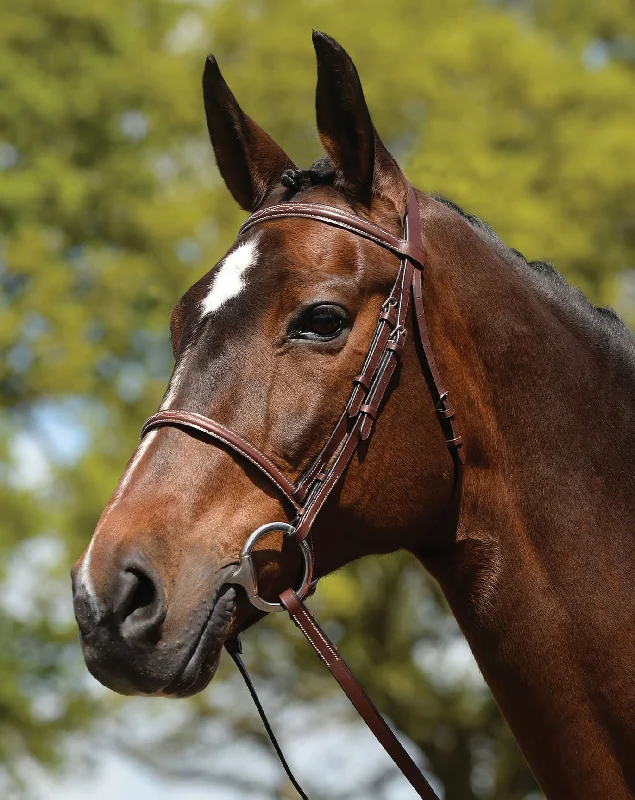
left=141, top=184, right=463, bottom=799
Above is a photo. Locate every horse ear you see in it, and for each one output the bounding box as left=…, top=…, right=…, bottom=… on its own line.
left=312, top=31, right=407, bottom=211
left=202, top=55, right=295, bottom=211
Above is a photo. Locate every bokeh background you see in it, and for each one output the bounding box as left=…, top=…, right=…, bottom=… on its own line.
left=1, top=1, right=634, bottom=798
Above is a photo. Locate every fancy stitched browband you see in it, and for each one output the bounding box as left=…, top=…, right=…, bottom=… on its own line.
left=141, top=184, right=463, bottom=799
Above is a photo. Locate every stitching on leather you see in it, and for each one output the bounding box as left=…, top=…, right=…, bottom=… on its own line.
left=156, top=412, right=290, bottom=482
left=293, top=610, right=339, bottom=662
left=143, top=413, right=299, bottom=507
left=308, top=530, right=316, bottom=573
left=292, top=616, right=329, bottom=666
left=296, top=421, right=362, bottom=533
left=246, top=211, right=402, bottom=253
left=294, top=408, right=348, bottom=497
left=240, top=206, right=425, bottom=263
left=248, top=205, right=414, bottom=258
left=242, top=203, right=394, bottom=238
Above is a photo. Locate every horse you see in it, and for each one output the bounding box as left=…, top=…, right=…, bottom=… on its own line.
left=71, top=31, right=635, bottom=799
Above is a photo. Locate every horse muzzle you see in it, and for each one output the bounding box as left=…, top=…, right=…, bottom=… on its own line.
left=72, top=555, right=240, bottom=697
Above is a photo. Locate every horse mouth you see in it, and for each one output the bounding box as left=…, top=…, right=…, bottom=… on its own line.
left=163, top=582, right=238, bottom=698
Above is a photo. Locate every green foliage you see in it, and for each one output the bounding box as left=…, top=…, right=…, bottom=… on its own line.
left=0, top=0, right=633, bottom=797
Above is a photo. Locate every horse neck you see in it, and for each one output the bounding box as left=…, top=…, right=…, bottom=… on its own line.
left=416, top=199, right=635, bottom=798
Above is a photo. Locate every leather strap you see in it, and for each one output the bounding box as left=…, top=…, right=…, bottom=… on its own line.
left=141, top=409, right=300, bottom=510
left=294, top=257, right=410, bottom=503
left=280, top=589, right=439, bottom=800
left=292, top=414, right=365, bottom=543
left=239, top=202, right=427, bottom=266
left=141, top=187, right=462, bottom=526
left=411, top=257, right=464, bottom=474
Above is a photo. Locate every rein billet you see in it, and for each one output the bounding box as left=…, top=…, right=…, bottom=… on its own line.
left=140, top=184, right=463, bottom=799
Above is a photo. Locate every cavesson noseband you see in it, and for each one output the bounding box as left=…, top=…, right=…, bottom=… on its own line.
left=141, top=184, right=463, bottom=799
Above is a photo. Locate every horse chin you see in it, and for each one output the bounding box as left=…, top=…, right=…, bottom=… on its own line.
left=163, top=584, right=238, bottom=698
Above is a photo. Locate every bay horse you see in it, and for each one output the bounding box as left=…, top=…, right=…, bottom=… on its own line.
left=72, top=31, right=635, bottom=799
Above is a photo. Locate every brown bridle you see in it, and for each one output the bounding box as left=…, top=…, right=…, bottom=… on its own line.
left=141, top=184, right=463, bottom=799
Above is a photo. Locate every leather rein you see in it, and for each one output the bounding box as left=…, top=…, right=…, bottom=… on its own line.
left=141, top=184, right=463, bottom=799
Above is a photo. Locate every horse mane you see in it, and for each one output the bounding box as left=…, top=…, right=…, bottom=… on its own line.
left=431, top=195, right=628, bottom=332
left=279, top=161, right=632, bottom=358
left=431, top=196, right=634, bottom=376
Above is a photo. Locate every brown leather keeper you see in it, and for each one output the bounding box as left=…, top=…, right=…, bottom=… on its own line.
left=359, top=403, right=378, bottom=420
left=352, top=374, right=372, bottom=391
left=437, top=404, right=456, bottom=420
left=386, top=336, right=406, bottom=353
left=379, top=304, right=398, bottom=326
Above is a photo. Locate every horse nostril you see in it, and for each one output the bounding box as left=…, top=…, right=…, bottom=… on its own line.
left=122, top=569, right=155, bottom=617
left=115, top=563, right=166, bottom=643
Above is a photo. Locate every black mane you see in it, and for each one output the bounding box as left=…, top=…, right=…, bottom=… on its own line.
left=431, top=195, right=628, bottom=334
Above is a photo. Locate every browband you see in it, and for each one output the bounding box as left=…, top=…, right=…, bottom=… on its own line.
left=239, top=201, right=428, bottom=265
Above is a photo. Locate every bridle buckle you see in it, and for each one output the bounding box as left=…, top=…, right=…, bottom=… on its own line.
left=386, top=324, right=407, bottom=352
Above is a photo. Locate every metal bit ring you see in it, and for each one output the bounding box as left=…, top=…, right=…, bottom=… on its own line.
left=229, top=522, right=313, bottom=613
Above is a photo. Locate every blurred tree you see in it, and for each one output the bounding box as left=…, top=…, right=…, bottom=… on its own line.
left=503, top=0, right=635, bottom=69
left=0, top=0, right=633, bottom=798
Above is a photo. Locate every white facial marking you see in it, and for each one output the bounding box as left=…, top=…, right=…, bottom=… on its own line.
left=160, top=347, right=190, bottom=410
left=79, top=238, right=259, bottom=608
left=200, top=237, right=259, bottom=318
left=77, top=534, right=100, bottom=611
left=78, top=429, right=159, bottom=611
left=110, top=428, right=159, bottom=504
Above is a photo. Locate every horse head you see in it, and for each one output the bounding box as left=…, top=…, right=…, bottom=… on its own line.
left=71, top=32, right=459, bottom=698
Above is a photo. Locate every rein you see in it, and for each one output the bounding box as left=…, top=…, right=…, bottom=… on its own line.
left=141, top=184, right=463, bottom=798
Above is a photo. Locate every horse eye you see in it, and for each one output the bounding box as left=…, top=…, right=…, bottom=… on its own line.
left=291, top=304, right=349, bottom=341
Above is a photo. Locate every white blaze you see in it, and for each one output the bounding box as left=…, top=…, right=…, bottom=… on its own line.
left=160, top=347, right=190, bottom=410
left=110, top=428, right=159, bottom=505
left=200, top=237, right=259, bottom=318
left=78, top=238, right=259, bottom=608
left=76, top=534, right=100, bottom=611
left=77, top=429, right=159, bottom=611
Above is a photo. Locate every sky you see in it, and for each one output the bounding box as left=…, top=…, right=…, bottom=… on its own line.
left=37, top=741, right=433, bottom=800
left=34, top=753, right=240, bottom=800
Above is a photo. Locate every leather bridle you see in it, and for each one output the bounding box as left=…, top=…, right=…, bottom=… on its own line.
left=141, top=184, right=463, bottom=799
